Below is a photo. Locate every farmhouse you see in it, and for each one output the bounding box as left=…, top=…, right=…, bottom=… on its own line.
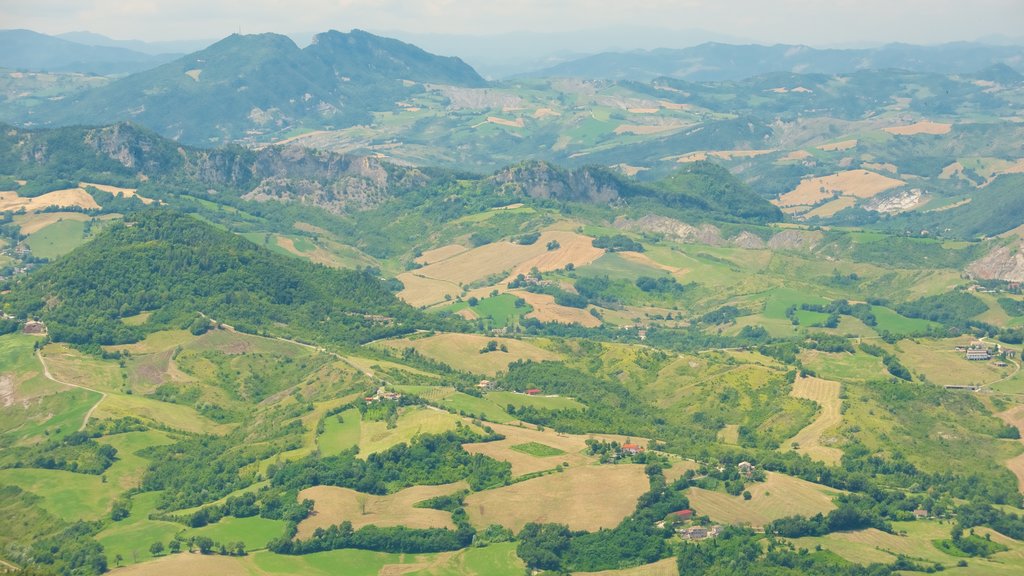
left=477, top=379, right=494, bottom=390
left=966, top=349, right=991, bottom=361
left=22, top=320, right=46, bottom=335
left=738, top=461, right=755, bottom=476
left=365, top=387, right=402, bottom=403
left=679, top=526, right=708, bottom=540
left=621, top=443, right=644, bottom=455
left=913, top=509, right=928, bottom=520
left=525, top=388, right=542, bottom=395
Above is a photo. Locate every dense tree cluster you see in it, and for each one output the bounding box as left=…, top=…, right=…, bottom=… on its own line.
left=4, top=210, right=445, bottom=349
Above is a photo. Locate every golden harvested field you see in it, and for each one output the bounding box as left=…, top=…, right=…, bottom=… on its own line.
left=377, top=333, right=559, bottom=376
left=295, top=482, right=467, bottom=538
left=816, top=139, right=857, bottom=151
left=465, top=464, right=649, bottom=532
left=107, top=553, right=252, bottom=576
left=507, top=231, right=605, bottom=278
left=0, top=188, right=101, bottom=212
left=14, top=212, right=92, bottom=235
left=80, top=182, right=154, bottom=204
left=773, top=170, right=906, bottom=207
left=486, top=116, right=525, bottom=128
left=997, top=404, right=1024, bottom=493
left=686, top=472, right=838, bottom=527
left=576, top=557, right=679, bottom=576
left=416, top=244, right=468, bottom=265
left=410, top=240, right=544, bottom=286
left=781, top=150, right=812, bottom=161
left=784, top=376, right=843, bottom=465
left=614, top=123, right=688, bottom=135
left=674, top=149, right=775, bottom=163
left=403, top=231, right=602, bottom=303
left=395, top=272, right=460, bottom=307
left=883, top=120, right=952, bottom=135
left=463, top=422, right=597, bottom=476
left=533, top=107, right=560, bottom=118
left=616, top=251, right=687, bottom=275
left=801, top=196, right=858, bottom=219
left=513, top=290, right=602, bottom=327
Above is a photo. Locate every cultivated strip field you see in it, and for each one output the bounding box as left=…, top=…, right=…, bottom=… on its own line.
left=295, top=482, right=468, bottom=538
left=784, top=376, right=844, bottom=465
left=686, top=472, right=839, bottom=527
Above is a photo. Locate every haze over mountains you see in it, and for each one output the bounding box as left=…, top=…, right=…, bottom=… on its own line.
left=7, top=8, right=1024, bottom=576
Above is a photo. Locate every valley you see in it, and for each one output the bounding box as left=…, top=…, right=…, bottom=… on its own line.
left=1, top=19, right=1024, bottom=576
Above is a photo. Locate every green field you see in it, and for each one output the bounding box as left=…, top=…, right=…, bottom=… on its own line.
left=394, top=385, right=516, bottom=423
left=25, top=219, right=89, bottom=260
left=870, top=306, right=938, bottom=335
left=96, top=491, right=182, bottom=566
left=184, top=516, right=289, bottom=551
left=448, top=293, right=533, bottom=328
left=317, top=408, right=362, bottom=456
left=511, top=442, right=566, bottom=457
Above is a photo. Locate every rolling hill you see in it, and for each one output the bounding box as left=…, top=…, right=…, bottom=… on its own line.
left=529, top=41, right=1024, bottom=81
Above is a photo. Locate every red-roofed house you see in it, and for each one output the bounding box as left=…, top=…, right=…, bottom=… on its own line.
left=621, top=443, right=644, bottom=455
left=525, top=388, right=542, bottom=395
left=672, top=509, right=694, bottom=521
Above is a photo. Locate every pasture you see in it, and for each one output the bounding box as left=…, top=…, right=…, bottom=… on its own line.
left=184, top=516, right=289, bottom=550
left=377, top=332, right=559, bottom=376
left=685, top=472, right=839, bottom=528
left=465, top=464, right=649, bottom=532
left=97, top=491, right=182, bottom=566
left=790, top=520, right=1024, bottom=575
left=392, top=385, right=515, bottom=423
left=25, top=219, right=89, bottom=259
left=317, top=407, right=362, bottom=456
left=897, top=338, right=1013, bottom=388
left=359, top=406, right=476, bottom=457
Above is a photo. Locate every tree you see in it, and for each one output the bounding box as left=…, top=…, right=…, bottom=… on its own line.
left=168, top=540, right=181, bottom=554
left=149, top=542, right=164, bottom=556
left=195, top=536, right=215, bottom=554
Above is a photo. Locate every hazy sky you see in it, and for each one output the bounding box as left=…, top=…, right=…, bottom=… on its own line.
left=3, top=0, right=1023, bottom=46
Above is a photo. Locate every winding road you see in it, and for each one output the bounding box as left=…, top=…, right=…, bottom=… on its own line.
left=36, top=349, right=106, bottom=432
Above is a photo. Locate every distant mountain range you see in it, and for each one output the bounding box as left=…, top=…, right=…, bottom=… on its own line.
left=17, top=29, right=485, bottom=144
left=528, top=41, right=1024, bottom=81
left=0, top=29, right=180, bottom=75
left=55, top=31, right=215, bottom=56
